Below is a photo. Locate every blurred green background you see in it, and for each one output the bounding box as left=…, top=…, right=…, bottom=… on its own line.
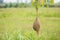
left=0, top=0, right=60, bottom=40
left=0, top=8, right=60, bottom=40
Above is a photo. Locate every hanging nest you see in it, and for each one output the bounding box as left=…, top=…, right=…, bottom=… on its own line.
left=33, top=17, right=40, bottom=34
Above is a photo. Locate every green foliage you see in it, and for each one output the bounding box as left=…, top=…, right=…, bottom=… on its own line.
left=4, top=4, right=8, bottom=8
left=50, top=0, right=54, bottom=4
left=9, top=3, right=12, bottom=8
left=0, top=0, right=55, bottom=8
left=14, top=4, right=19, bottom=8
left=32, top=0, right=54, bottom=7
left=32, top=0, right=40, bottom=7
left=2, top=3, right=31, bottom=8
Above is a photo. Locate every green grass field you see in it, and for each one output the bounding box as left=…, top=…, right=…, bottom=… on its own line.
left=0, top=8, right=60, bottom=40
